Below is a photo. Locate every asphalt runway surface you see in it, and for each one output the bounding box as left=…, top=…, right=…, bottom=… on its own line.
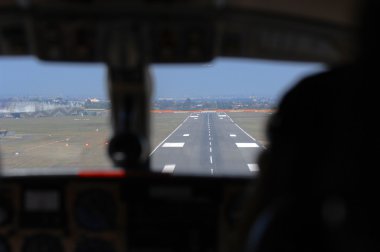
left=150, top=111, right=264, bottom=176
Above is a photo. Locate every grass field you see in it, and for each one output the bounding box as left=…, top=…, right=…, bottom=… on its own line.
left=0, top=111, right=268, bottom=169
left=0, top=113, right=189, bottom=169
left=0, top=116, right=112, bottom=169
left=150, top=112, right=189, bottom=149
left=227, top=112, right=271, bottom=146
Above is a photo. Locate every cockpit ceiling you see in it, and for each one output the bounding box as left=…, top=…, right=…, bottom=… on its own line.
left=1, top=0, right=359, bottom=27
left=0, top=0, right=358, bottom=64
left=226, top=0, right=359, bottom=26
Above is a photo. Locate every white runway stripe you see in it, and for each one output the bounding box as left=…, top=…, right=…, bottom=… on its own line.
left=230, top=134, right=237, bottom=137
left=150, top=115, right=190, bottom=156
left=162, top=164, right=176, bottom=173
left=162, top=142, right=185, bottom=148
left=234, top=123, right=256, bottom=141
left=236, top=143, right=259, bottom=148
left=183, top=134, right=190, bottom=136
left=248, top=164, right=259, bottom=172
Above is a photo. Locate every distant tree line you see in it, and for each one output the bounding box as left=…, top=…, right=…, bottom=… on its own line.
left=153, top=98, right=275, bottom=110
left=84, top=100, right=110, bottom=109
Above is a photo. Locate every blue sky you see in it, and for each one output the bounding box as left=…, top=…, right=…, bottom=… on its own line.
left=0, top=56, right=324, bottom=100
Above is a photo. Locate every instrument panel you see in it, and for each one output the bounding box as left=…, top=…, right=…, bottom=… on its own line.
left=0, top=174, right=251, bottom=252
left=0, top=179, right=126, bottom=252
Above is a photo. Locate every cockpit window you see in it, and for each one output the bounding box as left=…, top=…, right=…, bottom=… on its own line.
left=0, top=56, right=323, bottom=176
left=0, top=57, right=112, bottom=170
left=150, top=58, right=324, bottom=176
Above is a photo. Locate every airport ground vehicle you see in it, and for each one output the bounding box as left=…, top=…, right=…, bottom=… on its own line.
left=0, top=0, right=360, bottom=251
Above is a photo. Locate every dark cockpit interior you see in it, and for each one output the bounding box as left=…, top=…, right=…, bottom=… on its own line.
left=1, top=0, right=379, bottom=251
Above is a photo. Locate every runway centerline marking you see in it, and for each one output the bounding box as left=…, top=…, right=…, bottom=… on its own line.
left=162, top=142, right=185, bottom=148
left=236, top=143, right=259, bottom=148
left=230, top=134, right=237, bottom=137
left=162, top=164, right=176, bottom=173
left=210, top=147, right=212, bottom=152
left=211, top=169, right=214, bottom=175
left=210, top=156, right=213, bottom=164
left=209, top=142, right=212, bottom=146
left=248, top=164, right=259, bottom=172
left=183, top=134, right=190, bottom=137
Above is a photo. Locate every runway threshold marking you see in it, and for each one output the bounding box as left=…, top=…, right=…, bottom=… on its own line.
left=236, top=143, right=259, bottom=148
left=162, top=142, right=185, bottom=148
left=248, top=164, right=259, bottom=172
left=162, top=164, right=176, bottom=173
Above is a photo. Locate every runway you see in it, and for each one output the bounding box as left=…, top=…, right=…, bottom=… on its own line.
left=150, top=111, right=264, bottom=176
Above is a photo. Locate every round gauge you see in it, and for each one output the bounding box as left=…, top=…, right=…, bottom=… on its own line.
left=0, top=237, right=10, bottom=252
left=75, top=238, right=116, bottom=252
left=22, top=234, right=63, bottom=252
left=74, top=189, right=117, bottom=231
left=0, top=198, right=12, bottom=226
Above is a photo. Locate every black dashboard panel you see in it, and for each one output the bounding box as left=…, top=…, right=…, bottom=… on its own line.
left=0, top=174, right=252, bottom=252
left=0, top=177, right=127, bottom=252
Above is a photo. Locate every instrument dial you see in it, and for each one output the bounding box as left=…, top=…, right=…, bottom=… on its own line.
left=0, top=237, right=10, bottom=252
left=74, top=189, right=116, bottom=231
